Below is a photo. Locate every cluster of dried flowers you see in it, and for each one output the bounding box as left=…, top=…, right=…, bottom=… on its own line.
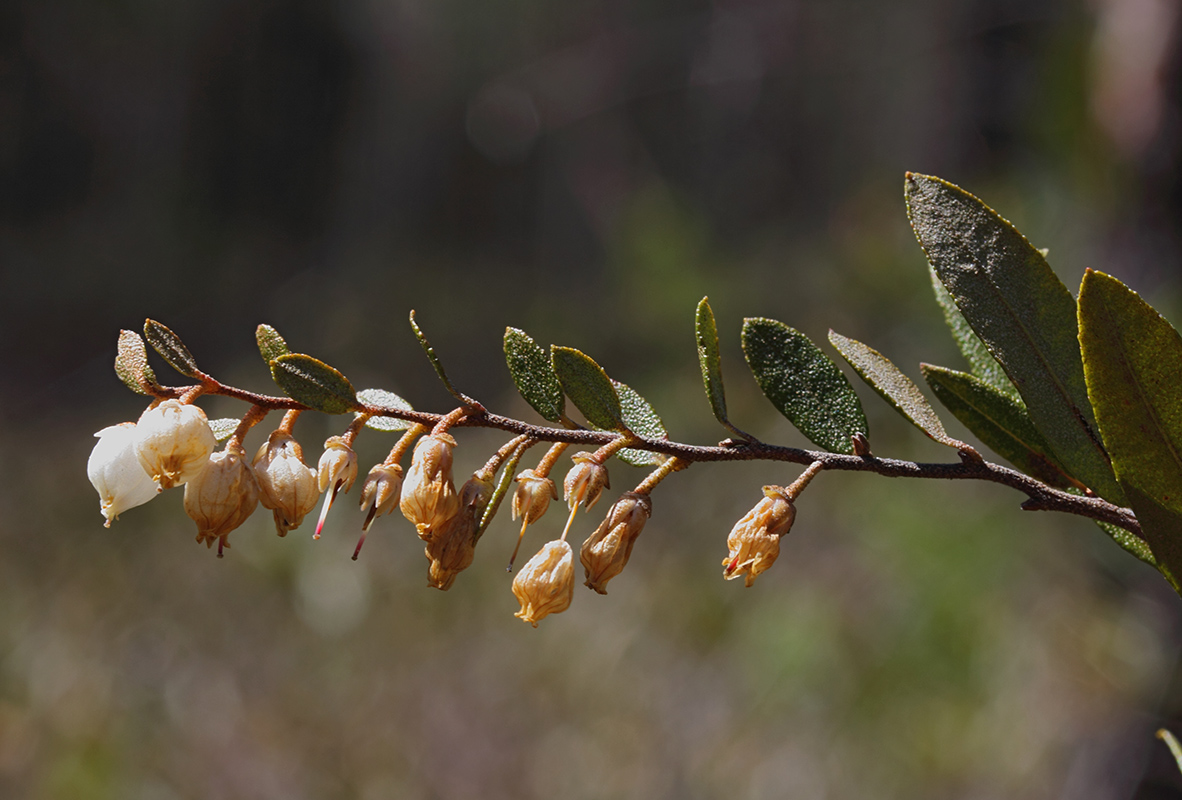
left=88, top=393, right=814, bottom=626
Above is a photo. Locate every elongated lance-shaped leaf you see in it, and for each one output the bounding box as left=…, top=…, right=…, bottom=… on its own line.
left=1079, top=269, right=1182, bottom=581
left=410, top=310, right=475, bottom=405
left=478, top=440, right=529, bottom=539
left=921, top=364, right=1075, bottom=489
left=929, top=267, right=1018, bottom=398
left=1093, top=520, right=1159, bottom=571
left=271, top=353, right=360, bottom=415
left=742, top=318, right=867, bottom=454
left=612, top=381, right=668, bottom=467
left=551, top=346, right=624, bottom=431
left=504, top=327, right=565, bottom=423
left=144, top=319, right=201, bottom=378
left=695, top=297, right=729, bottom=423
left=906, top=173, right=1121, bottom=503
left=256, top=324, right=290, bottom=364
left=356, top=388, right=415, bottom=432
left=115, top=330, right=159, bottom=395
left=828, top=331, right=971, bottom=452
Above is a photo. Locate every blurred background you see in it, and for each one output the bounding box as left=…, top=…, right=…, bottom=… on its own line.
left=4, top=0, right=1182, bottom=797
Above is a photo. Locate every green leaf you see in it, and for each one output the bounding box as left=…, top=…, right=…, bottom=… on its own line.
left=410, top=310, right=474, bottom=404
left=742, top=318, right=868, bottom=454
left=828, top=330, right=969, bottom=451
left=921, top=364, right=1074, bottom=488
left=906, top=172, right=1121, bottom=503
left=695, top=297, right=729, bottom=424
left=270, top=354, right=359, bottom=415
left=1079, top=269, right=1182, bottom=578
left=208, top=418, right=239, bottom=443
left=504, top=327, right=565, bottom=423
left=1093, top=520, right=1158, bottom=570
left=551, top=346, right=624, bottom=431
left=114, top=330, right=159, bottom=395
left=356, top=388, right=415, bottom=432
left=256, top=324, right=290, bottom=364
left=144, top=319, right=201, bottom=378
left=479, top=440, right=529, bottom=539
left=612, top=381, right=668, bottom=467
left=929, top=267, right=1018, bottom=398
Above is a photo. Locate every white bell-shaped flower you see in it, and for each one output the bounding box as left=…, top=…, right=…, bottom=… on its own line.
left=134, top=399, right=216, bottom=489
left=88, top=422, right=160, bottom=526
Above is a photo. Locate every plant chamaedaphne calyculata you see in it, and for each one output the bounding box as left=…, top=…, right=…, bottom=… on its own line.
left=88, top=172, right=1182, bottom=628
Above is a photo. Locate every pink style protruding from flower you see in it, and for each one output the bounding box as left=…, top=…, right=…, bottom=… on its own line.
left=722, top=486, right=796, bottom=587
left=133, top=399, right=217, bottom=490
left=253, top=431, right=320, bottom=537
left=353, top=463, right=405, bottom=559
left=183, top=443, right=260, bottom=557
left=512, top=539, right=575, bottom=626
left=313, top=436, right=358, bottom=540
left=88, top=422, right=160, bottom=527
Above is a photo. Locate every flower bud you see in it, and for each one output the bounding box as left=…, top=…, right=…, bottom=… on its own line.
left=317, top=436, right=358, bottom=498
left=88, top=422, right=160, bottom=526
left=400, top=433, right=460, bottom=539
left=359, top=463, right=404, bottom=531
left=425, top=474, right=494, bottom=590
left=512, top=468, right=557, bottom=525
left=579, top=492, right=651, bottom=594
left=512, top=540, right=575, bottom=626
left=313, top=436, right=359, bottom=539
left=721, top=486, right=796, bottom=587
left=253, top=431, right=319, bottom=537
left=563, top=452, right=610, bottom=511
left=134, top=399, right=217, bottom=489
left=183, top=443, right=259, bottom=553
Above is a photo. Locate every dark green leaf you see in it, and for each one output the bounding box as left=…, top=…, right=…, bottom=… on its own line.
left=256, top=324, right=290, bottom=364
left=504, top=327, right=565, bottom=422
left=551, top=346, right=624, bottom=431
left=695, top=297, right=729, bottom=424
left=271, top=354, right=359, bottom=415
left=1079, top=269, right=1182, bottom=579
left=356, top=388, right=415, bottom=432
left=144, top=319, right=201, bottom=378
left=742, top=318, right=867, bottom=454
left=114, top=330, right=159, bottom=395
left=929, top=267, right=1018, bottom=398
left=921, top=364, right=1074, bottom=488
left=906, top=172, right=1121, bottom=502
left=208, top=418, right=239, bottom=443
left=828, top=330, right=969, bottom=451
left=410, top=310, right=474, bottom=404
left=479, top=440, right=530, bottom=539
left=612, top=381, right=668, bottom=467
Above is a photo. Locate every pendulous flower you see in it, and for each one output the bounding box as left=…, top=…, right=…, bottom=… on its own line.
left=512, top=539, right=575, bottom=626
left=359, top=463, right=404, bottom=532
left=512, top=468, right=557, bottom=526
left=563, top=452, right=610, bottom=511
left=313, top=436, right=359, bottom=538
left=400, top=432, right=459, bottom=539
left=579, top=492, right=651, bottom=594
left=134, top=399, right=217, bottom=489
left=253, top=431, right=319, bottom=537
left=721, top=486, right=796, bottom=587
left=88, top=422, right=160, bottom=526
left=183, top=443, right=259, bottom=554
left=425, top=474, right=494, bottom=590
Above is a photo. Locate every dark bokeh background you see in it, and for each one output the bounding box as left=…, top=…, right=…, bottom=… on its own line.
left=5, top=0, right=1182, bottom=797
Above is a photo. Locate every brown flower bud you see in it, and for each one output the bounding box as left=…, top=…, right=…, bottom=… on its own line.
left=425, top=474, right=494, bottom=590
left=512, top=540, right=575, bottom=626
left=721, top=486, right=796, bottom=587
left=253, top=431, right=319, bottom=537
left=579, top=492, right=651, bottom=594
left=563, top=452, right=610, bottom=511
left=512, top=468, right=557, bottom=525
left=359, top=463, right=404, bottom=531
left=134, top=399, right=217, bottom=489
left=400, top=433, right=460, bottom=539
left=183, top=443, right=259, bottom=554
